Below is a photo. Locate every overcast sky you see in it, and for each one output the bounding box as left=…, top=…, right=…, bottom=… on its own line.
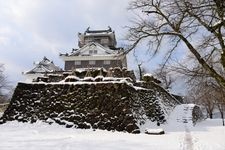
left=0, top=0, right=185, bottom=93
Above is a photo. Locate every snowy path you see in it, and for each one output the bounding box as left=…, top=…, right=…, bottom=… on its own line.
left=168, top=104, right=196, bottom=150
left=182, top=125, right=194, bottom=150
left=182, top=105, right=194, bottom=150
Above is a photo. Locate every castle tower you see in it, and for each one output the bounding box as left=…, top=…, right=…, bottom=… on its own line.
left=60, top=27, right=127, bottom=71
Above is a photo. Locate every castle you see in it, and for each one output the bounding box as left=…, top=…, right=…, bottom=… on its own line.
left=60, top=27, right=127, bottom=70
left=24, top=27, right=127, bottom=82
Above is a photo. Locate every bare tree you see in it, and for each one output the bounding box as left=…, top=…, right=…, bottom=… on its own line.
left=186, top=76, right=215, bottom=118
left=214, top=85, right=225, bottom=125
left=127, top=0, right=225, bottom=89
left=170, top=54, right=225, bottom=123
left=0, top=64, right=10, bottom=103
left=153, top=66, right=175, bottom=90
left=132, top=49, right=149, bottom=80
left=136, top=63, right=149, bottom=80
left=186, top=73, right=225, bottom=124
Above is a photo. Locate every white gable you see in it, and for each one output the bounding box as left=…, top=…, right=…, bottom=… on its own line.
left=77, top=42, right=117, bottom=56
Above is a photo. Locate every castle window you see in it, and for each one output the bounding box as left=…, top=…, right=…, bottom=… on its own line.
left=104, top=60, right=111, bottom=65
left=74, top=61, right=81, bottom=65
left=93, top=38, right=101, bottom=43
left=89, top=60, right=96, bottom=65
left=89, top=50, right=97, bottom=54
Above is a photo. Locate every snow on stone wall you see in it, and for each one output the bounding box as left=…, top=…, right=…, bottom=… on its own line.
left=0, top=81, right=179, bottom=133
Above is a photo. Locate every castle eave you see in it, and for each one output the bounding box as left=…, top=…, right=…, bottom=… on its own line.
left=59, top=55, right=125, bottom=61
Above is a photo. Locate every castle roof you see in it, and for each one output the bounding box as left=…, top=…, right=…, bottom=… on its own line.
left=78, top=27, right=117, bottom=48
left=25, top=57, right=62, bottom=74
left=84, top=26, right=112, bottom=34
left=60, top=42, right=122, bottom=57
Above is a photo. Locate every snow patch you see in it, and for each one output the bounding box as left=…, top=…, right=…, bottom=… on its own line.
left=143, top=73, right=152, bottom=77
left=0, top=119, right=224, bottom=150
left=145, top=128, right=165, bottom=135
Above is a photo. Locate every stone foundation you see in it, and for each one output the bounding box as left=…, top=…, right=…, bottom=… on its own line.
left=1, top=79, right=179, bottom=133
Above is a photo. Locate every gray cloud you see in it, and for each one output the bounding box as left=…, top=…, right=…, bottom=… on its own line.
left=0, top=0, right=131, bottom=84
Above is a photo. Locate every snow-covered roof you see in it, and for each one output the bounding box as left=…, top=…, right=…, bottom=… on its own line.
left=84, top=26, right=113, bottom=35
left=143, top=73, right=153, bottom=77
left=60, top=42, right=122, bottom=57
left=25, top=57, right=62, bottom=74
left=78, top=27, right=117, bottom=49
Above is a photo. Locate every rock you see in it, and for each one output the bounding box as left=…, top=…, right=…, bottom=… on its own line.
left=94, top=76, right=104, bottom=82
left=144, top=128, right=165, bottom=135
left=65, top=124, right=73, bottom=128
left=132, top=129, right=141, bottom=134
left=92, top=123, right=98, bottom=129
left=77, top=122, right=91, bottom=129
left=125, top=123, right=139, bottom=133
left=104, top=121, right=112, bottom=130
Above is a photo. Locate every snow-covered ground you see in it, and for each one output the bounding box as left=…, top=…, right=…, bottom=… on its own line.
left=0, top=119, right=224, bottom=150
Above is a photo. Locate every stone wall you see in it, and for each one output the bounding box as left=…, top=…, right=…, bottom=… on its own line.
left=135, top=81, right=180, bottom=114
left=0, top=80, right=179, bottom=133
left=36, top=67, right=136, bottom=83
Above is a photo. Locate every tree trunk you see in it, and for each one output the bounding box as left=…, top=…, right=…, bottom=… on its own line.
left=221, top=52, right=225, bottom=70
left=209, top=112, right=213, bottom=119
left=222, top=112, right=224, bottom=126
left=179, top=35, right=225, bottom=90
left=220, top=109, right=224, bottom=126
left=138, top=64, right=143, bottom=80
left=207, top=108, right=213, bottom=119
